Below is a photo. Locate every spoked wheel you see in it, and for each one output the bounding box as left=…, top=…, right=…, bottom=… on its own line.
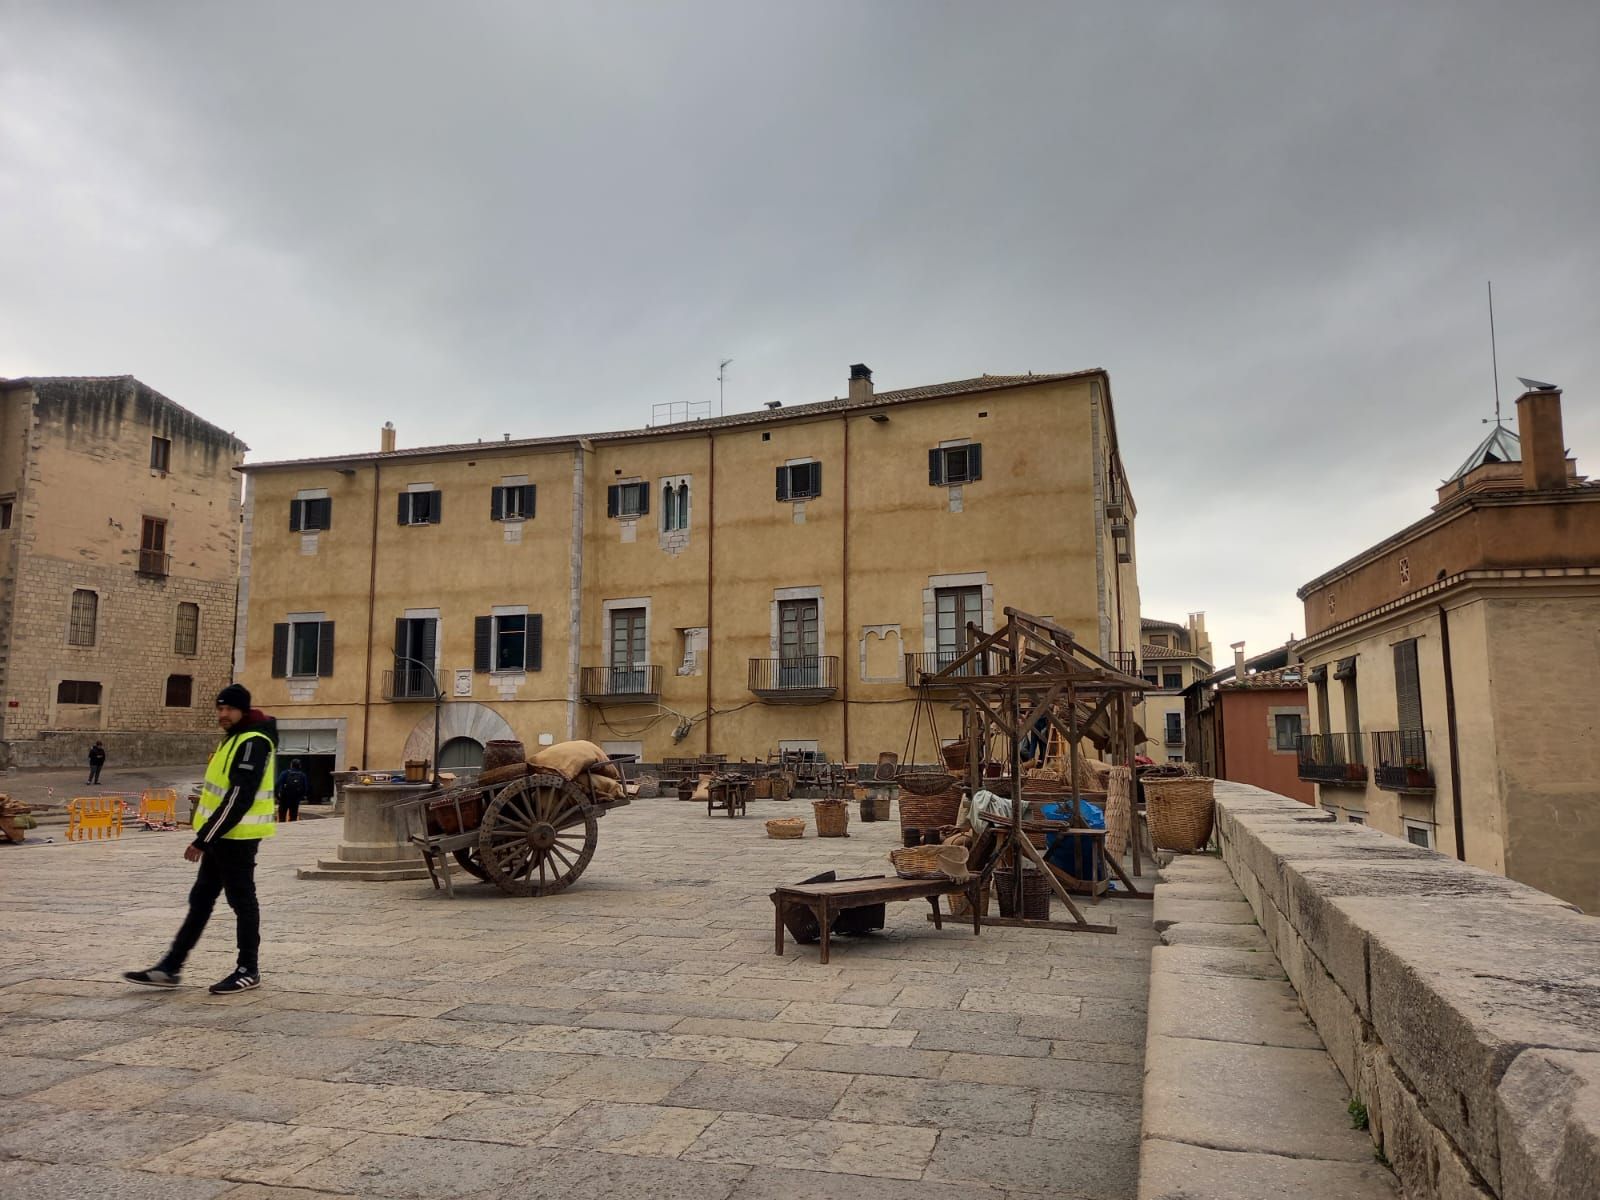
left=477, top=775, right=598, bottom=896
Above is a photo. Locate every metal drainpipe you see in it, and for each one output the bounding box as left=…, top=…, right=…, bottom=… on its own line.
left=1438, top=603, right=1466, bottom=861
left=704, top=433, right=715, bottom=754
left=566, top=444, right=588, bottom=742
left=359, top=460, right=380, bottom=769
left=841, top=416, right=850, bottom=763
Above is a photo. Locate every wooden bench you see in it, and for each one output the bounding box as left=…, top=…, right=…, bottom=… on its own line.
left=769, top=828, right=1001, bottom=965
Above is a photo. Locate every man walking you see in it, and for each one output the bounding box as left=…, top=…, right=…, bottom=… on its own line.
left=276, top=758, right=309, bottom=822
left=87, top=741, right=106, bottom=785
left=124, top=684, right=276, bottom=994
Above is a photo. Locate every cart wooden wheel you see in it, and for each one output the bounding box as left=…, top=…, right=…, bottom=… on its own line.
left=476, top=775, right=598, bottom=896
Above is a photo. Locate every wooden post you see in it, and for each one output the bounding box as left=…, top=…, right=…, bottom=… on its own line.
left=1009, top=621, right=1024, bottom=920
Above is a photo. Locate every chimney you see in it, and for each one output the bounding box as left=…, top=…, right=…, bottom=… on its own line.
left=1515, top=385, right=1569, bottom=491
left=380, top=421, right=396, bottom=453
left=848, top=363, right=873, bottom=405
left=1231, top=641, right=1246, bottom=681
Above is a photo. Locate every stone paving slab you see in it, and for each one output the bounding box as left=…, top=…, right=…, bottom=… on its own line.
left=0, top=797, right=1155, bottom=1197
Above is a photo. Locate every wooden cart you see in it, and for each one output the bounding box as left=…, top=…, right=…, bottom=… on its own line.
left=386, top=761, right=631, bottom=898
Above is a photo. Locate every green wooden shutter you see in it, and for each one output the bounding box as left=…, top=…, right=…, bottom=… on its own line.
left=528, top=613, right=543, bottom=671
left=271, top=624, right=290, bottom=678
left=474, top=617, right=493, bottom=672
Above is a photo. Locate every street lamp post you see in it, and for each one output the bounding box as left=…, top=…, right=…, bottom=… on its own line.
left=393, top=655, right=444, bottom=787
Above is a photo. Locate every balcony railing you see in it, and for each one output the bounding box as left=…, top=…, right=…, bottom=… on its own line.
left=137, top=549, right=171, bottom=578
left=904, top=650, right=990, bottom=688
left=1296, top=732, right=1368, bottom=786
left=749, top=656, right=839, bottom=703
left=580, top=664, right=663, bottom=702
left=1164, top=727, right=1184, bottom=746
left=382, top=667, right=438, bottom=701
left=1111, top=650, right=1138, bottom=676
left=1371, top=729, right=1434, bottom=793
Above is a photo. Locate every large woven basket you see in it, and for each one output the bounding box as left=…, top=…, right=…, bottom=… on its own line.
left=898, top=769, right=957, bottom=797
left=898, top=789, right=961, bottom=833
left=994, top=864, right=1050, bottom=920
left=889, top=844, right=946, bottom=879
left=482, top=740, right=526, bottom=774
left=1144, top=776, right=1215, bottom=853
left=812, top=799, right=850, bottom=838
left=766, top=817, right=806, bottom=840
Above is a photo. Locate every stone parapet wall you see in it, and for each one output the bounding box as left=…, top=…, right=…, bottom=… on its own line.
left=1, top=729, right=219, bottom=769
left=1211, top=782, right=1599, bottom=1200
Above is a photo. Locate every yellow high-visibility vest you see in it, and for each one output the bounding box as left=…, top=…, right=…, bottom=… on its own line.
left=194, top=730, right=277, bottom=841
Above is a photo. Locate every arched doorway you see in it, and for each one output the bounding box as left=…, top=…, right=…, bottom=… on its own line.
left=438, top=737, right=485, bottom=771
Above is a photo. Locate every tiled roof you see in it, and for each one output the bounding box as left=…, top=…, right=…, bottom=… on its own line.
left=1222, top=665, right=1306, bottom=690
left=241, top=369, right=1104, bottom=472
left=1140, top=617, right=1185, bottom=630
left=1141, top=643, right=1200, bottom=660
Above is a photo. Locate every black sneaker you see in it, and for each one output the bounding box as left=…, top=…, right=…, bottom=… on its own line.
left=124, top=968, right=181, bottom=988
left=208, top=967, right=261, bottom=995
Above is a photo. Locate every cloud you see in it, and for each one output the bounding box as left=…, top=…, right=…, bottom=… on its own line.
left=2, top=1, right=1596, bottom=655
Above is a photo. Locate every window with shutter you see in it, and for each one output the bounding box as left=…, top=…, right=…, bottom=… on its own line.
left=291, top=498, right=332, bottom=532
left=608, top=483, right=648, bottom=519
left=930, top=443, right=983, bottom=486
left=494, top=485, right=536, bottom=522
left=474, top=616, right=493, bottom=672
left=68, top=589, right=98, bottom=647
left=778, top=462, right=821, bottom=501
left=400, top=490, right=441, bottom=525
left=175, top=602, right=200, bottom=655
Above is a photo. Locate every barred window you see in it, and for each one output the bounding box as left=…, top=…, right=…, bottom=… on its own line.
left=68, top=590, right=98, bottom=647
left=175, top=603, right=200, bottom=655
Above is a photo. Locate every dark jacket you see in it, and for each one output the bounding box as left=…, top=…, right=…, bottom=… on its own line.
left=88, top=745, right=106, bottom=766
left=193, top=710, right=278, bottom=849
left=277, top=768, right=309, bottom=805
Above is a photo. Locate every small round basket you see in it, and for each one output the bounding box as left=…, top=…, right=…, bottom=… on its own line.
left=889, top=844, right=948, bottom=879
left=766, top=817, right=806, bottom=840
left=897, top=769, right=957, bottom=797
left=812, top=799, right=850, bottom=838
left=1144, top=776, right=1216, bottom=853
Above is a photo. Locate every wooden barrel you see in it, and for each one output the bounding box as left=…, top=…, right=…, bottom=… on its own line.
left=483, top=740, right=526, bottom=774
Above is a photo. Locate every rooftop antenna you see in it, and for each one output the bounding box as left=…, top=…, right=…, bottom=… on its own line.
left=718, top=358, right=733, bottom=417
left=1485, top=281, right=1503, bottom=427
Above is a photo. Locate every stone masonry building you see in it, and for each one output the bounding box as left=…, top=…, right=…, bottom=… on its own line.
left=236, top=364, right=1142, bottom=775
left=0, top=376, right=245, bottom=767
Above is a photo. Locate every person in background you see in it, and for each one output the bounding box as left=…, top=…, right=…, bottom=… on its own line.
left=123, top=683, right=276, bottom=994
left=276, top=758, right=309, bottom=822
left=87, top=741, right=106, bottom=785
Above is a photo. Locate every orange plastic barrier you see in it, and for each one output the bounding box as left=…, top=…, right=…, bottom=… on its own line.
left=66, top=796, right=124, bottom=841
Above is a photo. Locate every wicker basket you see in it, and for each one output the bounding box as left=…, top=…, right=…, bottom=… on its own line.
left=898, top=769, right=957, bottom=797
left=1144, top=776, right=1216, bottom=853
left=897, top=789, right=962, bottom=833
left=948, top=883, right=992, bottom=918
left=993, top=864, right=1050, bottom=920
left=425, top=790, right=485, bottom=837
left=766, top=817, right=806, bottom=839
left=889, top=844, right=947, bottom=879
left=752, top=776, right=774, bottom=799
left=939, top=742, right=971, bottom=772
left=1105, top=766, right=1134, bottom=859
left=812, top=799, right=850, bottom=838
left=482, top=740, right=526, bottom=774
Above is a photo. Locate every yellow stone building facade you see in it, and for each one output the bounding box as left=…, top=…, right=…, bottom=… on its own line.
left=237, top=367, right=1140, bottom=777
left=0, top=376, right=245, bottom=766
left=1295, top=384, right=1599, bottom=913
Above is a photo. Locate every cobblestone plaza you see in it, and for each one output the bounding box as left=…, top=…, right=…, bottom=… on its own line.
left=1, top=798, right=1155, bottom=1199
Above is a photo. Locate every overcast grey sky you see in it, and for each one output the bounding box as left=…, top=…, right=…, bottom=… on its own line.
left=3, top=2, right=1596, bottom=658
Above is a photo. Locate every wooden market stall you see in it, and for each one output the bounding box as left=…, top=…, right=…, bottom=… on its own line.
left=922, top=607, right=1150, bottom=932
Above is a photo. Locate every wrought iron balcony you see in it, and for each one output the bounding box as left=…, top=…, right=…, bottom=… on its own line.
left=904, top=650, right=990, bottom=688
left=137, top=549, right=171, bottom=578
left=1111, top=650, right=1138, bottom=676
left=580, top=664, right=663, bottom=702
left=1164, top=728, right=1184, bottom=746
left=749, top=656, right=839, bottom=704
left=382, top=667, right=438, bottom=701
left=1371, top=729, right=1433, bottom=793
left=1297, top=732, right=1368, bottom=786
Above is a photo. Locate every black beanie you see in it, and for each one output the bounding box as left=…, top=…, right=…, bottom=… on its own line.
left=216, top=683, right=252, bottom=711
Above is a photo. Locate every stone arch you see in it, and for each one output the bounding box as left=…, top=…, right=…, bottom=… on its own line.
left=403, top=702, right=516, bottom=763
